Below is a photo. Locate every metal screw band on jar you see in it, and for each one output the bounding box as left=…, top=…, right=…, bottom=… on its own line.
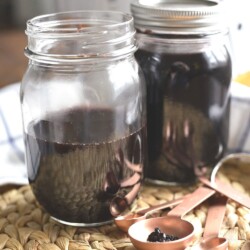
left=131, top=0, right=226, bottom=35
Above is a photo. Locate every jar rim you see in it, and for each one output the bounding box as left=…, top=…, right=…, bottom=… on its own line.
left=25, top=11, right=137, bottom=62
left=131, top=0, right=227, bottom=35
left=26, top=10, right=133, bottom=38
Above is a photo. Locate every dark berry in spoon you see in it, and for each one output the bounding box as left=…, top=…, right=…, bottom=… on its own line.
left=147, top=227, right=179, bottom=242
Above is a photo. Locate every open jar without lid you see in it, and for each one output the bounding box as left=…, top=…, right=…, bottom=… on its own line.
left=21, top=11, right=147, bottom=226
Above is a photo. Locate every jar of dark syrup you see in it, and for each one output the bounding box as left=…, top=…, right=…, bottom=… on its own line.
left=21, top=11, right=147, bottom=226
left=131, top=0, right=232, bottom=185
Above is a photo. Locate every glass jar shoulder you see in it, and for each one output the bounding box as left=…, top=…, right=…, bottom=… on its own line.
left=135, top=37, right=232, bottom=88
left=21, top=56, right=146, bottom=135
left=21, top=56, right=143, bottom=101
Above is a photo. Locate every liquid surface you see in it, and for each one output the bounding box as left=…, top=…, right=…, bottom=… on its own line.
left=25, top=107, right=146, bottom=224
left=136, top=47, right=232, bottom=184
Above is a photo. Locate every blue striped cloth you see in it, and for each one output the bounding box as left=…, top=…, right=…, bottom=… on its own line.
left=0, top=82, right=250, bottom=186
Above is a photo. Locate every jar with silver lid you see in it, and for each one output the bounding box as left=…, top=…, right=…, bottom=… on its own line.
left=21, top=11, right=147, bottom=226
left=131, top=0, right=232, bottom=185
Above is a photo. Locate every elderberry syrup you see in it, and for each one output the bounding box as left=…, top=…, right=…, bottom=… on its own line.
left=131, top=0, right=232, bottom=185
left=25, top=108, right=146, bottom=225
left=21, top=11, right=146, bottom=226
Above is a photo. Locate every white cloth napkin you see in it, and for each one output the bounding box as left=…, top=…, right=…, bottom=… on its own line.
left=0, top=82, right=250, bottom=186
left=0, top=83, right=27, bottom=185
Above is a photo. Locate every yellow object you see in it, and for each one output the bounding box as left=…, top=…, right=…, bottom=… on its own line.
left=235, top=71, right=250, bottom=87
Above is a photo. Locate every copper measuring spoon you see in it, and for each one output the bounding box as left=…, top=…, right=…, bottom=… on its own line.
left=199, top=153, right=250, bottom=209
left=115, top=196, right=186, bottom=232
left=199, top=177, right=250, bottom=209
left=210, top=153, right=250, bottom=183
left=193, top=195, right=228, bottom=250
left=128, top=186, right=216, bottom=250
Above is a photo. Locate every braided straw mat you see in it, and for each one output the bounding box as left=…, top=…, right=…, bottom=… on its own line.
left=1, top=170, right=250, bottom=250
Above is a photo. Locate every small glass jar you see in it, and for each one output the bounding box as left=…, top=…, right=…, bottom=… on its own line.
left=21, top=11, right=147, bottom=226
left=131, top=0, right=232, bottom=185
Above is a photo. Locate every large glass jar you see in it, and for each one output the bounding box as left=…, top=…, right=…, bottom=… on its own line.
left=131, top=0, right=232, bottom=185
left=21, top=11, right=147, bottom=226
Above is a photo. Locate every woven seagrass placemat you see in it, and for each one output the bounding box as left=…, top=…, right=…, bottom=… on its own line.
left=1, top=171, right=250, bottom=250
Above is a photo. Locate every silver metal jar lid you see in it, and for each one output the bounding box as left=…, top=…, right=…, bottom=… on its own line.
left=131, top=0, right=225, bottom=34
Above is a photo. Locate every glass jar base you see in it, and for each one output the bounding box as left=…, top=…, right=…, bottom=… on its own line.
left=51, top=216, right=114, bottom=227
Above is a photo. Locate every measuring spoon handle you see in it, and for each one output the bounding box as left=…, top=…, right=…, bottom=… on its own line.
left=168, top=186, right=216, bottom=217
left=203, top=195, right=228, bottom=238
left=137, top=196, right=185, bottom=215
left=199, top=177, right=250, bottom=209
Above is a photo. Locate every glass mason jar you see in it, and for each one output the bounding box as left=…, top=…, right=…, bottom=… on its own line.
left=21, top=11, right=147, bottom=226
left=131, top=0, right=232, bottom=185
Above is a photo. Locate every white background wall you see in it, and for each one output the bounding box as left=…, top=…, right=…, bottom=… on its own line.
left=225, top=0, right=250, bottom=76
left=13, top=0, right=133, bottom=24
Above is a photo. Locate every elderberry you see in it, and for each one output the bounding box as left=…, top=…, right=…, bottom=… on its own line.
left=147, top=227, right=179, bottom=242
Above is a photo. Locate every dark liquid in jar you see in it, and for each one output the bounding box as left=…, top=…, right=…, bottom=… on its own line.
left=136, top=47, right=232, bottom=184
left=25, top=107, right=146, bottom=224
